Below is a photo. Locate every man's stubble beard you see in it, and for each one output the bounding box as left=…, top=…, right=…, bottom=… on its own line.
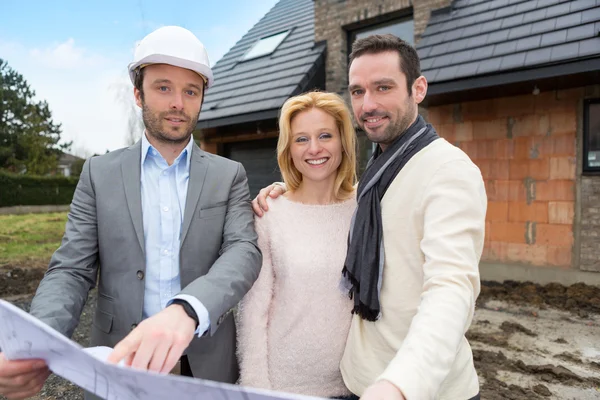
left=141, top=101, right=200, bottom=145
left=361, top=98, right=417, bottom=148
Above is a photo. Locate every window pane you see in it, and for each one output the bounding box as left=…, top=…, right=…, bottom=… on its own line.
left=587, top=103, right=600, bottom=168
left=242, top=31, right=289, bottom=61
left=354, top=19, right=414, bottom=45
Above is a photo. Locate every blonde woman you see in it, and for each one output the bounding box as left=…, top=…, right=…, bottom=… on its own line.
left=237, top=91, right=357, bottom=398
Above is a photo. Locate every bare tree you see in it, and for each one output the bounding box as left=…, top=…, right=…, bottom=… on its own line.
left=111, top=80, right=144, bottom=146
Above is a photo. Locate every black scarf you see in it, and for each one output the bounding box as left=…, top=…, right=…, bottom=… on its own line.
left=341, top=115, right=439, bottom=320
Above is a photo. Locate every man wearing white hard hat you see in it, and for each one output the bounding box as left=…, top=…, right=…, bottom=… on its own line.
left=0, top=26, right=261, bottom=400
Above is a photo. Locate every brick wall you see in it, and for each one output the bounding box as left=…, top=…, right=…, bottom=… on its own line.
left=428, top=88, right=581, bottom=269
left=580, top=176, right=600, bottom=271
left=314, top=0, right=452, bottom=95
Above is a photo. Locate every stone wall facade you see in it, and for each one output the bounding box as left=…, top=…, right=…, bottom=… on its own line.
left=314, top=0, right=452, bottom=94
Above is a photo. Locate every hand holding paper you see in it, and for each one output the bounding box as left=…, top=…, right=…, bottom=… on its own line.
left=0, top=353, right=50, bottom=400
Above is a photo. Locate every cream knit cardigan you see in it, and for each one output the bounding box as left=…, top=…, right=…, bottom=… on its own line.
left=341, top=138, right=486, bottom=400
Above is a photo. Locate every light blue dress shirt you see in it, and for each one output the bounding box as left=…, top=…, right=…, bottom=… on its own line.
left=140, top=133, right=209, bottom=336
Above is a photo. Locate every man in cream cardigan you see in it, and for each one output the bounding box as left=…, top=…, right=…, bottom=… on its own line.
left=253, top=34, right=485, bottom=400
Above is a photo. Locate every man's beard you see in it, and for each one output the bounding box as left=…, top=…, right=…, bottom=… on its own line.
left=141, top=102, right=200, bottom=145
left=360, top=99, right=416, bottom=148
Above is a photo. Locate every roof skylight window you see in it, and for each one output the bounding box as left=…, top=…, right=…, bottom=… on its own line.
left=242, top=30, right=290, bottom=61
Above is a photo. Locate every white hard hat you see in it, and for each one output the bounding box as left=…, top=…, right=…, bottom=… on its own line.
left=128, top=26, right=214, bottom=88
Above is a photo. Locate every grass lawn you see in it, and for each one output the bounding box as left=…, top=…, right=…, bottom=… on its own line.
left=0, top=212, right=68, bottom=268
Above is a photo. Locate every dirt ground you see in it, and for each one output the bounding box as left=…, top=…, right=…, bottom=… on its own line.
left=472, top=281, right=600, bottom=400
left=1, top=265, right=599, bottom=400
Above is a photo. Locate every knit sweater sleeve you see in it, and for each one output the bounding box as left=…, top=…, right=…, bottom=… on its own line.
left=237, top=215, right=275, bottom=389
left=377, top=159, right=486, bottom=400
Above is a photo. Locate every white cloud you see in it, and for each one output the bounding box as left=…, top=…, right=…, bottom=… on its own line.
left=1, top=38, right=135, bottom=156
left=29, top=38, right=108, bottom=70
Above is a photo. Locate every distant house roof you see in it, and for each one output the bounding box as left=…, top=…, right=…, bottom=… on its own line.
left=58, top=152, right=83, bottom=166
left=418, top=0, right=600, bottom=95
left=197, top=0, right=325, bottom=129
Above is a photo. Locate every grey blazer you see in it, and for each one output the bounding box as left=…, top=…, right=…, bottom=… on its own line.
left=29, top=140, right=262, bottom=386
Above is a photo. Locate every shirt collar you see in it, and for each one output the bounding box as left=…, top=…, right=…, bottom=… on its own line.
left=141, top=131, right=194, bottom=171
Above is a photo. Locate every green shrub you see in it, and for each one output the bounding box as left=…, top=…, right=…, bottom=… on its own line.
left=0, top=170, right=78, bottom=207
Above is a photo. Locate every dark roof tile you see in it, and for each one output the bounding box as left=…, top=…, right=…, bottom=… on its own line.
left=582, top=5, right=600, bottom=22
left=567, top=23, right=596, bottom=41
left=550, top=42, right=580, bottom=62
left=522, top=8, right=548, bottom=24
left=579, top=37, right=600, bottom=56
left=417, top=0, right=600, bottom=84
left=500, top=52, right=526, bottom=69
left=570, top=0, right=596, bottom=12
left=508, top=24, right=532, bottom=40
left=476, top=57, right=502, bottom=74
left=546, top=2, right=572, bottom=18
left=455, top=61, right=480, bottom=78
left=198, top=0, right=322, bottom=123
left=493, top=40, right=517, bottom=56
left=515, top=0, right=539, bottom=14
left=530, top=18, right=557, bottom=35
left=516, top=35, right=542, bottom=51
left=524, top=47, right=552, bottom=66
left=556, top=12, right=583, bottom=30
left=487, top=29, right=510, bottom=44
left=540, top=29, right=568, bottom=46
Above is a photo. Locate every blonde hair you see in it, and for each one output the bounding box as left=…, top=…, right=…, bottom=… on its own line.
left=277, top=91, right=357, bottom=200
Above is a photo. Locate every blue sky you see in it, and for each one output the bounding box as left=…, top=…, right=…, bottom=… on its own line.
left=1, top=0, right=279, bottom=155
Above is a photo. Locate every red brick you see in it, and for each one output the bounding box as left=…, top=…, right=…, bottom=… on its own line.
left=508, top=202, right=549, bottom=223
left=547, top=246, right=573, bottom=268
left=490, top=222, right=527, bottom=244
left=487, top=202, right=509, bottom=222
left=506, top=243, right=548, bottom=266
left=462, top=141, right=478, bottom=159
left=476, top=140, right=495, bottom=159
left=510, top=115, right=538, bottom=137
left=508, top=180, right=528, bottom=202
left=538, top=114, right=550, bottom=136
left=455, top=122, right=473, bottom=141
left=437, top=123, right=456, bottom=141
left=489, top=160, right=510, bottom=179
left=537, top=224, right=573, bottom=247
left=496, top=95, right=535, bottom=118
left=462, top=100, right=496, bottom=121
left=486, top=180, right=510, bottom=202
left=487, top=241, right=508, bottom=261
left=494, top=139, right=515, bottom=159
left=513, top=137, right=536, bottom=160
left=536, top=180, right=575, bottom=201
left=427, top=108, right=442, bottom=126
left=432, top=104, right=455, bottom=125
left=509, top=159, right=550, bottom=180
left=485, top=222, right=491, bottom=246
left=473, top=119, right=508, bottom=140
left=534, top=91, right=579, bottom=115
left=538, top=135, right=576, bottom=157
left=548, top=201, right=575, bottom=224
left=549, top=111, right=577, bottom=136
left=549, top=157, right=576, bottom=180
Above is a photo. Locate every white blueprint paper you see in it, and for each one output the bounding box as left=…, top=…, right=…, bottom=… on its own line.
left=0, top=300, right=325, bottom=400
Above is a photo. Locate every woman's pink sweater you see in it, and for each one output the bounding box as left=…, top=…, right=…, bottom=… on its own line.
left=237, top=195, right=356, bottom=398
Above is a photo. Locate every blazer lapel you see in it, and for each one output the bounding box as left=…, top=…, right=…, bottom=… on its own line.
left=180, top=142, right=208, bottom=248
left=121, top=141, right=145, bottom=255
